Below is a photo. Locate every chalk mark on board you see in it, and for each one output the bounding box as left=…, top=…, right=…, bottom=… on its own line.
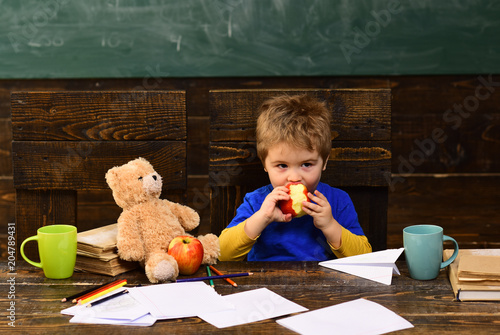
left=177, top=35, right=182, bottom=52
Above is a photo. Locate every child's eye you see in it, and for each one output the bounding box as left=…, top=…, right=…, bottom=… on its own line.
left=302, top=163, right=312, bottom=168
left=138, top=176, right=143, bottom=181
left=277, top=164, right=288, bottom=169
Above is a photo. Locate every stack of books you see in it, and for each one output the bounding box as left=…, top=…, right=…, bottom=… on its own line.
left=444, top=249, right=500, bottom=301
left=75, top=223, right=138, bottom=276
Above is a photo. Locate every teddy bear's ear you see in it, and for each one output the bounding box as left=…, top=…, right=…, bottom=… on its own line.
left=105, top=167, right=119, bottom=189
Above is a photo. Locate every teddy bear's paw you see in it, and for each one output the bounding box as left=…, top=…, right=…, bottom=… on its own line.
left=117, top=244, right=145, bottom=262
left=167, top=201, right=200, bottom=231
left=198, top=234, right=220, bottom=265
left=153, top=260, right=178, bottom=282
left=145, top=253, right=179, bottom=283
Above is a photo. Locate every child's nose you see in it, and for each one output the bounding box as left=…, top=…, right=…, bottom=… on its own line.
left=287, top=170, right=302, bottom=182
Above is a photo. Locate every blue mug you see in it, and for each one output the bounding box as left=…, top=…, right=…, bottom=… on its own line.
left=403, top=225, right=459, bottom=280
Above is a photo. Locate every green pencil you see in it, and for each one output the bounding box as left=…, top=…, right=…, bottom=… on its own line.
left=206, top=266, right=215, bottom=287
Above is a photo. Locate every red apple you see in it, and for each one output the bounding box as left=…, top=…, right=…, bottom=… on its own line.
left=278, top=182, right=310, bottom=218
left=167, top=236, right=204, bottom=275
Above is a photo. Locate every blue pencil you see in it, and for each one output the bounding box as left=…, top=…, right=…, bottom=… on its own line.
left=176, top=272, right=253, bottom=283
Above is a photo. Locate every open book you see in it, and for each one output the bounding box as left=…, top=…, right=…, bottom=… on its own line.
left=444, top=249, right=500, bottom=301
left=75, top=224, right=138, bottom=276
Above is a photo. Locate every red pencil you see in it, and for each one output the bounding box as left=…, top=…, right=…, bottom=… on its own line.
left=209, top=265, right=238, bottom=287
left=73, top=279, right=127, bottom=303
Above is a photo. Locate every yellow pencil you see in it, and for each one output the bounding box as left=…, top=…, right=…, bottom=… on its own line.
left=77, top=280, right=127, bottom=305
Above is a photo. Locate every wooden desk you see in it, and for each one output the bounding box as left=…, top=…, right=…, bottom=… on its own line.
left=2, top=261, right=498, bottom=334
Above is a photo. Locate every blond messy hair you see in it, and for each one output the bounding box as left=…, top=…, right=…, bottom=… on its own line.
left=256, top=94, right=332, bottom=163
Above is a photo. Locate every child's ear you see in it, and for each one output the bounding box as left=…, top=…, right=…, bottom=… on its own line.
left=322, top=155, right=330, bottom=171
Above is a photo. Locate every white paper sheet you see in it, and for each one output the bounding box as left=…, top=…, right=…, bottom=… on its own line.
left=61, top=287, right=155, bottom=326
left=127, top=282, right=234, bottom=319
left=198, top=288, right=308, bottom=328
left=277, top=298, right=413, bottom=335
left=61, top=287, right=138, bottom=317
left=70, top=313, right=156, bottom=326
left=319, top=248, right=404, bottom=285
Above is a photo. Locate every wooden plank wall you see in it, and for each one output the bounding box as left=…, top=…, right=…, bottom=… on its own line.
left=1, top=76, right=499, bottom=254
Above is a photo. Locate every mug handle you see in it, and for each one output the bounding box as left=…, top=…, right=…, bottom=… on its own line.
left=441, top=235, right=459, bottom=269
left=20, top=236, right=43, bottom=268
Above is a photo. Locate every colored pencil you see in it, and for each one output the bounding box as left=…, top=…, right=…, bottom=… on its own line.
left=206, top=266, right=215, bottom=287
left=61, top=281, right=114, bottom=302
left=78, top=280, right=127, bottom=305
left=209, top=265, right=238, bottom=287
left=86, top=289, right=129, bottom=308
left=176, top=272, right=253, bottom=283
left=74, top=279, right=127, bottom=303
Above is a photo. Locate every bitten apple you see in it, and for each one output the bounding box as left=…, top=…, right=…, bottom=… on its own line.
left=278, top=182, right=310, bottom=218
left=167, top=236, right=204, bottom=275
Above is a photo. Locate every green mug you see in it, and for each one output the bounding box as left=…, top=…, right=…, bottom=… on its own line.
left=403, top=225, right=459, bottom=280
left=20, top=225, right=77, bottom=279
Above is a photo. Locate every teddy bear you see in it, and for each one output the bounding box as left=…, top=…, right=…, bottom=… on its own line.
left=105, top=157, right=220, bottom=283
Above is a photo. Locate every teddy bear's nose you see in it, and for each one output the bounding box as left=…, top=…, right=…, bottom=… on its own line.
left=152, top=175, right=157, bottom=181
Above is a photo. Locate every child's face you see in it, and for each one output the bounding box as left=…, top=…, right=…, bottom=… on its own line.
left=263, top=142, right=327, bottom=192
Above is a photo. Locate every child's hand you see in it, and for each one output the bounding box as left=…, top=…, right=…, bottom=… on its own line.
left=259, top=186, right=293, bottom=224
left=302, top=189, right=342, bottom=248
left=302, top=190, right=335, bottom=230
left=244, top=186, right=292, bottom=239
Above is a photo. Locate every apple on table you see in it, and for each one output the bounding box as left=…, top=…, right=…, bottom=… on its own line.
left=167, top=235, right=204, bottom=275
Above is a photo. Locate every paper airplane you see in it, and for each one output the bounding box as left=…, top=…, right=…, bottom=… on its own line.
left=319, top=248, right=404, bottom=285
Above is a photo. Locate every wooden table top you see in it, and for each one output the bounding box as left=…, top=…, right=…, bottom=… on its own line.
left=2, top=260, right=498, bottom=334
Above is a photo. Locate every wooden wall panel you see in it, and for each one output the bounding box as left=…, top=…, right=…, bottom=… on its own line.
left=388, top=176, right=500, bottom=249
left=391, top=75, right=500, bottom=174
left=0, top=119, right=11, bottom=176
left=0, top=179, right=15, bottom=224
left=209, top=89, right=391, bottom=142
left=12, top=141, right=186, bottom=190
left=11, top=91, right=186, bottom=141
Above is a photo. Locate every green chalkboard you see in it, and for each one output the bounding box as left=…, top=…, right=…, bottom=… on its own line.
left=1, top=0, right=499, bottom=78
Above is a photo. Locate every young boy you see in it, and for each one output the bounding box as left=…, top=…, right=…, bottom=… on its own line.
left=218, top=94, right=372, bottom=261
